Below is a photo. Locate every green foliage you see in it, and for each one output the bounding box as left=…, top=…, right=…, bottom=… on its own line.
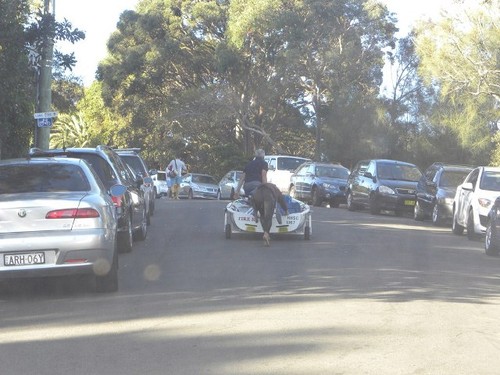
left=50, top=113, right=92, bottom=148
left=0, top=0, right=34, bottom=159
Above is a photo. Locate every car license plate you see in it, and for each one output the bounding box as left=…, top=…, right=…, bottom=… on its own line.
left=278, top=227, right=288, bottom=233
left=404, top=200, right=415, bottom=206
left=4, top=252, right=46, bottom=266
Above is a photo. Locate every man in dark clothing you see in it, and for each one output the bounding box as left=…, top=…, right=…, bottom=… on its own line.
left=234, top=149, right=268, bottom=198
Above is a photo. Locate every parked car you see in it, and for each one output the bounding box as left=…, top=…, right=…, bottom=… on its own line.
left=0, top=157, right=124, bottom=292
left=29, top=146, right=148, bottom=253
left=289, top=162, right=350, bottom=207
left=264, top=155, right=311, bottom=194
left=115, top=148, right=155, bottom=224
left=452, top=166, right=500, bottom=240
left=346, top=159, right=422, bottom=216
left=485, top=196, right=500, bottom=256
left=179, top=173, right=219, bottom=199
left=150, top=170, right=169, bottom=198
left=414, top=163, right=473, bottom=225
left=218, top=170, right=244, bottom=200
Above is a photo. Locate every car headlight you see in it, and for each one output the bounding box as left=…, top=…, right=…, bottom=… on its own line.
left=378, top=185, right=396, bottom=195
left=478, top=198, right=492, bottom=208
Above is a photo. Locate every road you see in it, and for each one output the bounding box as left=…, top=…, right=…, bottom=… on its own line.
left=1, top=199, right=500, bottom=375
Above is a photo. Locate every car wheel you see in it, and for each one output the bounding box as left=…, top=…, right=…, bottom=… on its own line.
left=118, top=214, right=133, bottom=253
left=414, top=201, right=425, bottom=221
left=134, top=209, right=148, bottom=241
left=188, top=189, right=194, bottom=199
left=311, top=188, right=321, bottom=206
left=485, top=220, right=500, bottom=256
left=329, top=199, right=340, bottom=208
left=225, top=223, right=231, bottom=239
left=467, top=209, right=479, bottom=241
left=347, top=191, right=356, bottom=211
left=289, top=185, right=297, bottom=199
left=432, top=204, right=443, bottom=226
left=369, top=195, right=380, bottom=215
left=452, top=208, right=464, bottom=235
left=95, top=249, right=118, bottom=293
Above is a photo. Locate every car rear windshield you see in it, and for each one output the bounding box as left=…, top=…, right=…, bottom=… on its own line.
left=0, top=164, right=90, bottom=194
left=277, top=157, right=307, bottom=171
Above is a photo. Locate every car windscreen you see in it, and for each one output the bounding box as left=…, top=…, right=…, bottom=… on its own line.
left=439, top=170, right=470, bottom=188
left=0, top=164, right=90, bottom=194
left=120, top=155, right=147, bottom=176
left=377, top=163, right=422, bottom=181
left=192, top=175, right=217, bottom=184
left=480, top=171, right=500, bottom=191
left=316, top=166, right=349, bottom=179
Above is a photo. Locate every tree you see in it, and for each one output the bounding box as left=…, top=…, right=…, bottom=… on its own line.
left=0, top=0, right=33, bottom=159
left=415, top=0, right=499, bottom=163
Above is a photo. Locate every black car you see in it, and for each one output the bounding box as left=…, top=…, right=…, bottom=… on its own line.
left=485, top=196, right=500, bottom=256
left=289, top=162, right=350, bottom=207
left=346, top=159, right=422, bottom=216
left=29, top=146, right=148, bottom=253
left=115, top=148, right=155, bottom=225
left=414, top=163, right=472, bottom=225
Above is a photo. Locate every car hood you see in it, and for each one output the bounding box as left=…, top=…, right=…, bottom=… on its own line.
left=378, top=179, right=418, bottom=190
left=318, top=177, right=348, bottom=186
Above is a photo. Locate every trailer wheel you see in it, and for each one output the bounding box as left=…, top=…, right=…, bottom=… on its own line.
left=225, top=223, right=232, bottom=239
left=304, top=226, right=310, bottom=240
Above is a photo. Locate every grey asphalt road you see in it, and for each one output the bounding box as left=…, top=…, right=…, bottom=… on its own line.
left=1, top=199, right=500, bottom=375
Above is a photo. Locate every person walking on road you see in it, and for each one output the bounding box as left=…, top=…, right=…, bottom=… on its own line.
left=166, top=155, right=187, bottom=200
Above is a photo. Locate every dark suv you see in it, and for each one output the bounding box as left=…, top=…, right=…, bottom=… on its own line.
left=347, top=159, right=422, bottom=216
left=115, top=148, right=155, bottom=225
left=289, top=162, right=350, bottom=207
left=414, top=163, right=472, bottom=225
left=29, top=146, right=148, bottom=253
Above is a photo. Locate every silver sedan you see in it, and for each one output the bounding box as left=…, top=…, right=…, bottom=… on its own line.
left=0, top=157, right=124, bottom=293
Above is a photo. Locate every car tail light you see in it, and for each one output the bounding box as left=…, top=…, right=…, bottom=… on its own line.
left=111, top=195, right=123, bottom=207
left=46, top=208, right=100, bottom=219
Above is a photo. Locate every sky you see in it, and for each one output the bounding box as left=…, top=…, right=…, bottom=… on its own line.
left=55, top=0, right=455, bottom=87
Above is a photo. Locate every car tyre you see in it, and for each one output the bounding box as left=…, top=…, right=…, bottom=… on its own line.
left=369, top=195, right=380, bottom=215
left=414, top=201, right=425, bottom=221
left=311, top=188, right=321, bottom=207
left=452, top=209, right=464, bottom=235
left=225, top=223, right=231, bottom=239
left=134, top=209, right=148, bottom=241
left=485, top=220, right=500, bottom=256
left=432, top=204, right=443, bottom=226
left=346, top=191, right=356, bottom=211
left=95, top=250, right=118, bottom=293
left=118, top=214, right=133, bottom=253
left=466, top=209, right=480, bottom=241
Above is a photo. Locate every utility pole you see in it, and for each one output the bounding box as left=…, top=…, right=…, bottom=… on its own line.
left=35, top=0, right=55, bottom=149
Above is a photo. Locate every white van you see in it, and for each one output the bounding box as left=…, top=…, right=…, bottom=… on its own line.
left=264, top=155, right=311, bottom=193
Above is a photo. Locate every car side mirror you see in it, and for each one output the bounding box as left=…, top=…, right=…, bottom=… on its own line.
left=462, top=182, right=474, bottom=191
left=364, top=171, right=375, bottom=182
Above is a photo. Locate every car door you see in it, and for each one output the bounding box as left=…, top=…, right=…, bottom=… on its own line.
left=293, top=163, right=310, bottom=198
left=418, top=166, right=438, bottom=211
left=456, top=168, right=479, bottom=226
